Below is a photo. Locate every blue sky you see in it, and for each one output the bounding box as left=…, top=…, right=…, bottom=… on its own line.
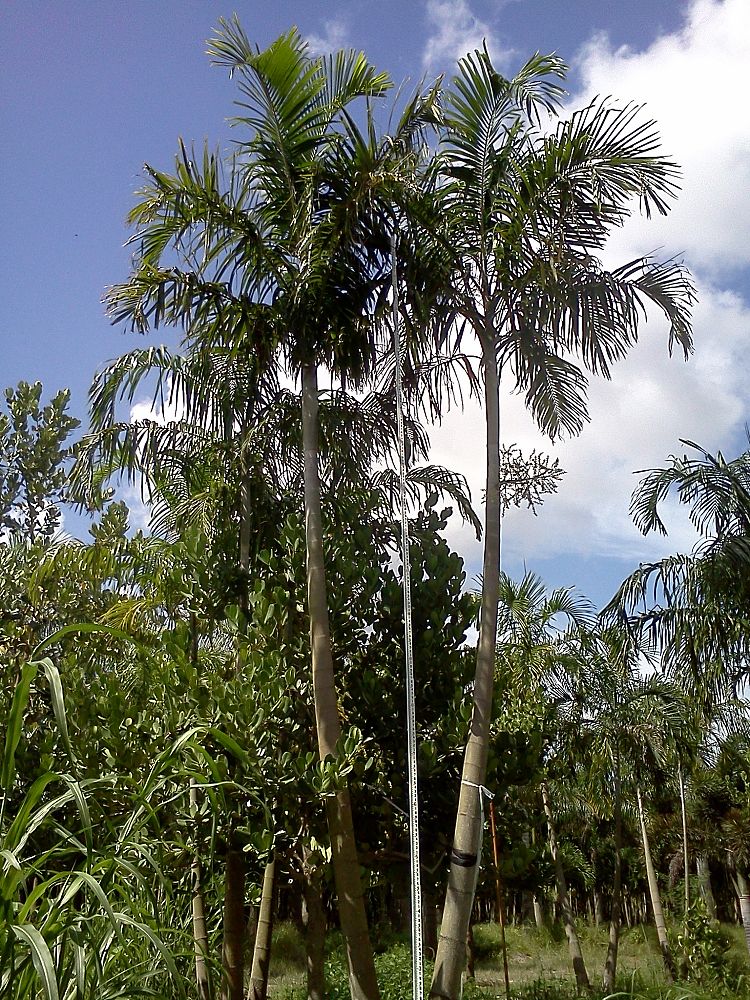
left=3, top=1, right=749, bottom=609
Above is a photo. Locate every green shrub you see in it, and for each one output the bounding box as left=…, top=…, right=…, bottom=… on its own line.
left=671, top=900, right=748, bottom=993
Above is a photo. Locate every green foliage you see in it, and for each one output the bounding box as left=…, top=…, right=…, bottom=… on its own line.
left=673, top=900, right=745, bottom=991
left=0, top=646, right=193, bottom=1000
left=0, top=381, right=80, bottom=542
left=280, top=943, right=438, bottom=1000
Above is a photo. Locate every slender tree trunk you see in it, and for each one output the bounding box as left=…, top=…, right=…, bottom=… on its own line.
left=248, top=853, right=276, bottom=1000
left=188, top=616, right=212, bottom=1000
left=541, top=782, right=591, bottom=993
left=431, top=337, right=501, bottom=1000
left=465, top=920, right=475, bottom=980
left=221, top=841, right=246, bottom=1000
left=490, top=801, right=511, bottom=1000
left=301, top=363, right=380, bottom=1000
left=592, top=890, right=603, bottom=929
left=220, top=466, right=253, bottom=1000
left=531, top=830, right=547, bottom=930
left=733, top=869, right=750, bottom=958
left=603, top=768, right=622, bottom=993
left=696, top=855, right=716, bottom=919
left=678, top=763, right=689, bottom=919
left=636, top=785, right=674, bottom=982
left=190, top=780, right=212, bottom=1000
left=423, top=884, right=438, bottom=958
left=303, top=860, right=327, bottom=1000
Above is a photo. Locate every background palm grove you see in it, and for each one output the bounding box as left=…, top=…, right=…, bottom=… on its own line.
left=2, top=4, right=750, bottom=1000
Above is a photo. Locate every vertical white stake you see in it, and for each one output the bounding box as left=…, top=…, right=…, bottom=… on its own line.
left=391, top=231, right=424, bottom=1000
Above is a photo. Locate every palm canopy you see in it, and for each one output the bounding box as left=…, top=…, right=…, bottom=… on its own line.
left=107, top=21, right=445, bottom=396
left=433, top=47, right=694, bottom=438
left=606, top=441, right=750, bottom=693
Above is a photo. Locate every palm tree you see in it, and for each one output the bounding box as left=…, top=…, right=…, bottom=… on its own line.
left=609, top=439, right=750, bottom=693
left=493, top=572, right=596, bottom=992
left=102, top=22, right=436, bottom=996
left=428, top=46, right=694, bottom=998
left=570, top=630, right=689, bottom=990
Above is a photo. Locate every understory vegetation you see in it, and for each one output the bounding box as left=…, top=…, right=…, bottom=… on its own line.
left=3, top=16, right=750, bottom=1000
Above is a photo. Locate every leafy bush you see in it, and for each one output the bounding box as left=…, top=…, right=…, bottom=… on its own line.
left=671, top=899, right=748, bottom=992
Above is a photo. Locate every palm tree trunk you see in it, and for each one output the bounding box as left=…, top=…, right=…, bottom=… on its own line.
left=188, top=619, right=212, bottom=1000
left=541, top=781, right=591, bottom=993
left=221, top=841, right=246, bottom=1000
left=592, top=889, right=603, bottom=929
left=423, top=883, right=438, bottom=958
left=636, top=785, right=674, bottom=982
left=603, top=768, right=622, bottom=993
left=489, top=800, right=511, bottom=1000
left=303, top=859, right=326, bottom=1000
left=248, top=853, right=276, bottom=1000
left=678, top=763, right=689, bottom=919
left=733, top=870, right=750, bottom=958
left=190, top=780, right=212, bottom=1000
left=301, top=362, right=380, bottom=1000
left=696, top=854, right=716, bottom=919
left=431, top=338, right=501, bottom=1000
left=220, top=466, right=253, bottom=1000
left=533, top=895, right=547, bottom=930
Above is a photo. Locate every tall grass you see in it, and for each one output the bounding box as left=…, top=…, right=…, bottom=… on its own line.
left=0, top=645, right=204, bottom=1000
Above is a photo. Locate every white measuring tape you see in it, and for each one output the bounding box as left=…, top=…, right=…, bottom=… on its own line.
left=391, top=232, right=424, bottom=1000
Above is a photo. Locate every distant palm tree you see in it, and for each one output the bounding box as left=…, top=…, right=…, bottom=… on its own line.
left=610, top=439, right=750, bottom=693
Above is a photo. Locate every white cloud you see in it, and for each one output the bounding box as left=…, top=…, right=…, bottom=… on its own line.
left=306, top=17, right=349, bottom=56
left=130, top=395, right=183, bottom=425
left=422, top=0, right=513, bottom=72
left=113, top=395, right=187, bottom=532
left=433, top=280, right=750, bottom=576
left=429, top=0, right=750, bottom=579
left=573, top=0, right=750, bottom=278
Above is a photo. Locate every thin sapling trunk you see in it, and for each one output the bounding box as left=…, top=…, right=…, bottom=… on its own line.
left=248, top=853, right=276, bottom=1000
left=301, top=362, right=380, bottom=1000
left=637, top=785, right=675, bottom=982
left=541, top=781, right=591, bottom=994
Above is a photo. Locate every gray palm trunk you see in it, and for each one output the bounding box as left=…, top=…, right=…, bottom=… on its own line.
left=190, top=780, right=212, bottom=1000
left=221, top=843, right=246, bottom=1000
left=541, top=781, right=591, bottom=993
left=732, top=869, right=750, bottom=958
left=301, top=362, right=380, bottom=1000
left=431, top=339, right=500, bottom=1000
left=533, top=895, right=547, bottom=929
left=678, top=763, right=689, bottom=917
left=592, top=888, right=603, bottom=928
left=696, top=854, right=716, bottom=918
left=248, top=853, right=276, bottom=1000
left=636, top=785, right=675, bottom=981
left=220, top=467, right=253, bottom=1000
left=189, top=618, right=212, bottom=1000
left=603, top=768, right=622, bottom=993
left=303, top=856, right=327, bottom=1000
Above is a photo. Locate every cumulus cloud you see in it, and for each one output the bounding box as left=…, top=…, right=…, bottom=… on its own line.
left=422, top=0, right=513, bottom=72
left=574, top=0, right=750, bottom=278
left=430, top=0, right=750, bottom=583
left=306, top=17, right=349, bottom=56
